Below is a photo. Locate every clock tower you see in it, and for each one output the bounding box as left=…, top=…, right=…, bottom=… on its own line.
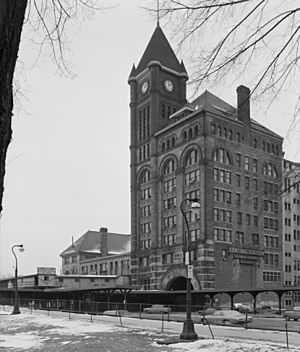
left=128, top=24, right=189, bottom=288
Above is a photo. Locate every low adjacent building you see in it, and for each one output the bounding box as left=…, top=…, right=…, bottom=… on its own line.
left=60, top=227, right=131, bottom=279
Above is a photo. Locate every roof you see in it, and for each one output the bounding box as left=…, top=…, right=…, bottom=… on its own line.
left=188, top=90, right=282, bottom=139
left=134, top=25, right=184, bottom=76
left=60, top=230, right=131, bottom=257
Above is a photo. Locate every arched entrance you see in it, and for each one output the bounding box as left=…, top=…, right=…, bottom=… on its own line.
left=161, top=266, right=201, bottom=290
left=166, top=276, right=195, bottom=291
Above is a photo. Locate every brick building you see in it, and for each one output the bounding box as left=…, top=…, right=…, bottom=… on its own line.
left=282, top=159, right=300, bottom=306
left=128, top=24, right=284, bottom=291
left=60, top=227, right=130, bottom=277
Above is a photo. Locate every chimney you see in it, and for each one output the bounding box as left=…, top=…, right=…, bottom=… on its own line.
left=236, top=85, right=251, bottom=125
left=100, top=227, right=108, bottom=257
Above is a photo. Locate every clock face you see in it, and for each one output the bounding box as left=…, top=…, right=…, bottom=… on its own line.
left=164, top=80, right=174, bottom=92
left=141, top=81, right=149, bottom=94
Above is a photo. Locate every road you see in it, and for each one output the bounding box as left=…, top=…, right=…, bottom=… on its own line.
left=138, top=312, right=300, bottom=333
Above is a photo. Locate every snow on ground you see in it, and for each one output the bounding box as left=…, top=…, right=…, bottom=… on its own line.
left=0, top=308, right=299, bottom=351
left=168, top=338, right=299, bottom=352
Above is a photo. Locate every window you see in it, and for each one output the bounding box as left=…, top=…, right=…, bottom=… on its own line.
left=263, top=271, right=281, bottom=282
left=252, top=234, right=259, bottom=246
left=236, top=193, right=241, bottom=206
left=163, top=159, right=175, bottom=175
left=253, top=159, right=258, bottom=173
left=162, top=253, right=173, bottom=264
left=245, top=156, right=249, bottom=170
left=236, top=174, right=241, bottom=187
left=214, top=148, right=231, bottom=165
left=185, top=149, right=198, bottom=166
left=246, top=214, right=251, bottom=225
left=263, top=163, right=277, bottom=178
left=237, top=132, right=241, bottom=142
left=253, top=178, right=258, bottom=191
left=140, top=169, right=150, bottom=184
left=236, top=231, right=244, bottom=244
left=237, top=212, right=242, bottom=225
left=236, top=153, right=241, bottom=168
left=245, top=176, right=250, bottom=189
left=253, top=215, right=258, bottom=227
left=214, top=228, right=232, bottom=242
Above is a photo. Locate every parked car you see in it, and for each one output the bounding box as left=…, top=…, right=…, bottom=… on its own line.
left=143, top=304, right=171, bottom=314
left=255, top=305, right=280, bottom=315
left=200, top=309, right=252, bottom=325
left=237, top=304, right=254, bottom=314
left=283, top=306, right=300, bottom=321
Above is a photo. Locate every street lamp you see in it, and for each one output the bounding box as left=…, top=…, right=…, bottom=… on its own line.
left=11, top=244, right=25, bottom=315
left=180, top=198, right=200, bottom=341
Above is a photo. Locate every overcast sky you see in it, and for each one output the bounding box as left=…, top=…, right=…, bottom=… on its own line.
left=0, top=0, right=299, bottom=277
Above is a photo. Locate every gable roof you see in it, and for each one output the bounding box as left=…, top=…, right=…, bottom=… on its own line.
left=135, top=25, right=183, bottom=75
left=188, top=90, right=282, bottom=139
left=60, top=230, right=131, bottom=257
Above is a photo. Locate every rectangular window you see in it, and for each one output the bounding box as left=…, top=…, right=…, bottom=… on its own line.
left=245, top=176, right=250, bottom=189
left=253, top=159, right=258, bottom=173
left=236, top=231, right=244, bottom=244
left=237, top=212, right=242, bottom=225
left=251, top=233, right=259, bottom=246
left=246, top=214, right=251, bottom=225
left=245, top=156, right=249, bottom=170
left=236, top=174, right=241, bottom=187
left=236, top=153, right=241, bottom=168
left=253, top=178, right=258, bottom=191
left=236, top=193, right=241, bottom=206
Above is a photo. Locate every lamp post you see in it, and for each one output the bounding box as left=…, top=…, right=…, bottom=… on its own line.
left=11, top=244, right=24, bottom=315
left=180, top=198, right=200, bottom=341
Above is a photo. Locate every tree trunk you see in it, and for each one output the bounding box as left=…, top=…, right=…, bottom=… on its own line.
left=0, top=0, right=27, bottom=213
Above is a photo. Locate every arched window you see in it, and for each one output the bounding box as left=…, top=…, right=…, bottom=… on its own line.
left=223, top=128, right=227, bottom=138
left=194, top=125, right=199, bottom=136
left=166, top=140, right=170, bottom=150
left=262, top=142, right=266, bottom=151
left=167, top=106, right=171, bottom=117
left=267, top=143, right=270, bottom=153
left=171, top=137, right=175, bottom=147
left=276, top=146, right=279, bottom=155
left=214, top=148, right=232, bottom=165
left=140, top=169, right=150, bottom=184
left=162, top=142, right=165, bottom=152
left=218, top=126, right=222, bottom=137
left=253, top=138, right=257, bottom=148
left=64, top=270, right=70, bottom=275
left=211, top=124, right=216, bottom=134
left=188, top=128, right=193, bottom=139
left=183, top=131, right=187, bottom=141
left=271, top=145, right=275, bottom=154
left=228, top=130, right=233, bottom=140
left=163, top=159, right=176, bottom=175
left=185, top=149, right=198, bottom=166
left=237, top=132, right=241, bottom=142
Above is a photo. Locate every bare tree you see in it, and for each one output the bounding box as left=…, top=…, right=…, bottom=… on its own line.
left=151, top=1, right=299, bottom=110
left=0, top=0, right=107, bottom=213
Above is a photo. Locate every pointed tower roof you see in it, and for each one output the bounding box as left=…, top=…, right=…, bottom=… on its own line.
left=135, top=25, right=183, bottom=75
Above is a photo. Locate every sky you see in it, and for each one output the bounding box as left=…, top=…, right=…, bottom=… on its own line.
left=0, top=0, right=299, bottom=277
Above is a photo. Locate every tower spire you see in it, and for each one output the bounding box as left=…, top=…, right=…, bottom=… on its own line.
left=157, top=0, right=160, bottom=27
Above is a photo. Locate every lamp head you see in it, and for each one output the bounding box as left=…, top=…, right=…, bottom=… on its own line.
left=188, top=198, right=201, bottom=209
left=18, top=244, right=24, bottom=253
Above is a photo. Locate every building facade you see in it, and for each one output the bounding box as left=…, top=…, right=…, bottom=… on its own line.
left=128, top=24, right=284, bottom=291
left=282, top=159, right=300, bottom=306
left=60, top=227, right=130, bottom=278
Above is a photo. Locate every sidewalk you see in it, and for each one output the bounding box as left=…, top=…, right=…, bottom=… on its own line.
left=0, top=306, right=299, bottom=351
